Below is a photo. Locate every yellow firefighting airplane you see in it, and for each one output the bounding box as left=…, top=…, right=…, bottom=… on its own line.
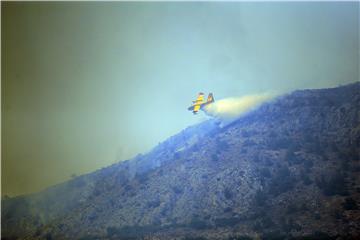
left=188, top=93, right=215, bottom=114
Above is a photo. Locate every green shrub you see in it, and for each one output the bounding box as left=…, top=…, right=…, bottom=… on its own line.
left=224, top=188, right=234, bottom=200
left=228, top=236, right=253, bottom=240
left=282, top=218, right=301, bottom=233
left=211, top=154, right=219, bottom=161
left=285, top=150, right=301, bottom=165
left=45, top=233, right=52, bottom=240
left=304, top=160, right=314, bottom=170
left=172, top=185, right=183, bottom=195
left=183, top=237, right=208, bottom=240
left=286, top=203, right=300, bottom=214
left=216, top=139, right=230, bottom=150
left=268, top=138, right=291, bottom=150
left=106, top=225, right=163, bottom=238
left=292, top=231, right=335, bottom=240
left=316, top=173, right=348, bottom=196
left=188, top=217, right=209, bottom=230
left=135, top=172, right=148, bottom=184
left=214, top=217, right=241, bottom=227
left=224, top=207, right=233, bottom=213
left=78, top=235, right=98, bottom=240
left=300, top=171, right=312, bottom=185
left=269, top=166, right=295, bottom=196
left=261, top=231, right=285, bottom=240
left=342, top=197, right=358, bottom=210
left=106, top=226, right=119, bottom=237
left=243, top=139, right=256, bottom=147
left=147, top=199, right=161, bottom=208
left=253, top=216, right=275, bottom=231
left=260, top=168, right=272, bottom=178
left=254, top=190, right=268, bottom=206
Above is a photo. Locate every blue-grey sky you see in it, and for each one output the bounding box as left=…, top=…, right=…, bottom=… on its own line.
left=2, top=2, right=359, bottom=196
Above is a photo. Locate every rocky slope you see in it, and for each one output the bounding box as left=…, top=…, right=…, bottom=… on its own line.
left=2, top=82, right=360, bottom=240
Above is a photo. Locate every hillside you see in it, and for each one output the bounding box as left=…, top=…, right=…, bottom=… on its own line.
left=2, top=82, right=360, bottom=240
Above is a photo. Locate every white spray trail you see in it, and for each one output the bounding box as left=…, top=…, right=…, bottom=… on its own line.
left=203, top=93, right=276, bottom=121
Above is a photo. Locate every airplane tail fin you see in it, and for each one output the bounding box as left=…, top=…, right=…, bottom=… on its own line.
left=207, top=93, right=214, bottom=103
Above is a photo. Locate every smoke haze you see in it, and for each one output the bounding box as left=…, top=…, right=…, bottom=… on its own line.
left=2, top=2, right=358, bottom=196
left=204, top=93, right=276, bottom=120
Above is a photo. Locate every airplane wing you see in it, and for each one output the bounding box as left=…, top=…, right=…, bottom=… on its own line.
left=188, top=93, right=206, bottom=113
left=195, top=93, right=204, bottom=103
left=193, top=104, right=201, bottom=112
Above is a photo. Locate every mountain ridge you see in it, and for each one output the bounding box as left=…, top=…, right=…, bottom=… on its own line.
left=2, top=82, right=360, bottom=240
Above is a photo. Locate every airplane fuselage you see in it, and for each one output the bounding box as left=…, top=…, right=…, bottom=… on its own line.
left=187, top=101, right=212, bottom=114
left=188, top=93, right=214, bottom=114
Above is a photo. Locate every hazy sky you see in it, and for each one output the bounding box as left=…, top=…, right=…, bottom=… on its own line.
left=2, top=2, right=359, bottom=196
